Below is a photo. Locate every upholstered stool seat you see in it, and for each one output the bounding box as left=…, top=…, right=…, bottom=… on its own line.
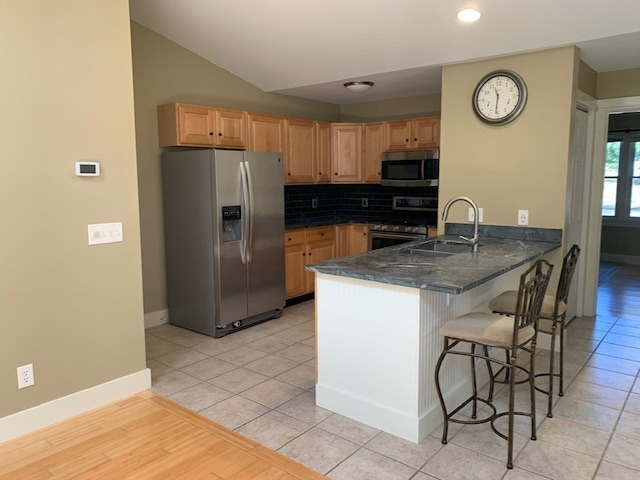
left=489, top=291, right=566, bottom=320
left=434, top=259, right=553, bottom=470
left=488, top=244, right=580, bottom=418
left=440, top=312, right=535, bottom=347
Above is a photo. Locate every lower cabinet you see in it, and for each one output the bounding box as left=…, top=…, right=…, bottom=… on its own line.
left=336, top=223, right=369, bottom=257
left=285, top=226, right=336, bottom=299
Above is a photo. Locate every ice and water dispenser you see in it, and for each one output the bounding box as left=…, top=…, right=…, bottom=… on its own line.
left=221, top=205, right=242, bottom=242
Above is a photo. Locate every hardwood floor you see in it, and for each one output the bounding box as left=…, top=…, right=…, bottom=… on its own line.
left=0, top=391, right=327, bottom=480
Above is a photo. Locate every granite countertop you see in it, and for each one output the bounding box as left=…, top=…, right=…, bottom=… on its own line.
left=305, top=235, right=561, bottom=294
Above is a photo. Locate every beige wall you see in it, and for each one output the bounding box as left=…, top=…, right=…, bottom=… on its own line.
left=438, top=46, right=579, bottom=269
left=339, top=94, right=442, bottom=122
left=0, top=1, right=145, bottom=416
left=597, top=68, right=640, bottom=99
left=578, top=60, right=597, bottom=98
left=131, top=22, right=341, bottom=314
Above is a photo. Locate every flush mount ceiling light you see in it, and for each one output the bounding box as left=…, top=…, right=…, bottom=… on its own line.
left=457, top=8, right=481, bottom=22
left=344, top=81, right=374, bottom=93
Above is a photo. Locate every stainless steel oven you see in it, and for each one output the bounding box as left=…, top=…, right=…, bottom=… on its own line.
left=368, top=195, right=436, bottom=250
left=368, top=224, right=428, bottom=250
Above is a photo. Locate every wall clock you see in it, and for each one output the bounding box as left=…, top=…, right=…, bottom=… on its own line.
left=472, top=70, right=527, bottom=125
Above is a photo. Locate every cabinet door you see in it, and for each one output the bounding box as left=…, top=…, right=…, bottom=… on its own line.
left=363, top=122, right=385, bottom=183
left=249, top=114, right=285, bottom=153
left=336, top=225, right=350, bottom=257
left=315, top=122, right=331, bottom=183
left=285, top=231, right=306, bottom=299
left=331, top=124, right=363, bottom=183
left=305, top=239, right=336, bottom=293
left=349, top=224, right=369, bottom=254
left=412, top=117, right=440, bottom=149
left=178, top=104, right=215, bottom=146
left=215, top=109, right=247, bottom=148
left=384, top=120, right=411, bottom=151
left=285, top=118, right=316, bottom=184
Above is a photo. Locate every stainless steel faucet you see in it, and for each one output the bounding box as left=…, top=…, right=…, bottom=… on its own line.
left=442, top=196, right=480, bottom=253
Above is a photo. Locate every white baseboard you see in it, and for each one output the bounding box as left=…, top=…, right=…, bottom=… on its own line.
left=145, top=309, right=169, bottom=329
left=0, top=368, right=151, bottom=443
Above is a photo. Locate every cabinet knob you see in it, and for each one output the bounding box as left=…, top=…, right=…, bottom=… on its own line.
left=405, top=138, right=409, bottom=142
left=414, top=137, right=417, bottom=141
left=218, top=132, right=223, bottom=137
left=287, top=172, right=291, bottom=176
left=321, top=232, right=324, bottom=236
left=288, top=237, right=291, bottom=241
left=334, top=172, right=338, bottom=176
left=318, top=172, right=322, bottom=175
left=209, top=132, right=214, bottom=136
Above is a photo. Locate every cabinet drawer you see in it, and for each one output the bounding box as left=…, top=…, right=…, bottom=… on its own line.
left=285, top=230, right=306, bottom=246
left=305, top=226, right=335, bottom=243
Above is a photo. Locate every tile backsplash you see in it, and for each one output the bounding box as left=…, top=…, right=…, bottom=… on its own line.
left=285, top=184, right=438, bottom=226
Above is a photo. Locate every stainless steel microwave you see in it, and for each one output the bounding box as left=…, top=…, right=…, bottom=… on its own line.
left=380, top=149, right=439, bottom=187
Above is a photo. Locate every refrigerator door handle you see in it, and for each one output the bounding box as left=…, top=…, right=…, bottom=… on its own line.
left=239, top=161, right=250, bottom=264
left=244, top=160, right=254, bottom=262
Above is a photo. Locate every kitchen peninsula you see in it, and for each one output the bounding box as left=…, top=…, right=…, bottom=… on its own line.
left=306, top=226, right=561, bottom=443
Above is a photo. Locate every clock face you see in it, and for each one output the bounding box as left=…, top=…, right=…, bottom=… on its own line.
left=473, top=70, right=527, bottom=125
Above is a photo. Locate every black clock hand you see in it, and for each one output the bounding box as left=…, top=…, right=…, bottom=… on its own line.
left=495, top=89, right=500, bottom=114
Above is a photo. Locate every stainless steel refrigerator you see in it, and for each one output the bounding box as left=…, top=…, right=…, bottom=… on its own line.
left=161, top=149, right=285, bottom=337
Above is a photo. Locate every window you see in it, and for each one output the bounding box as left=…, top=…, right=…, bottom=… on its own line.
left=602, top=130, right=640, bottom=221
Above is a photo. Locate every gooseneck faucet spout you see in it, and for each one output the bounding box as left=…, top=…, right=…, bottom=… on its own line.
left=442, top=196, right=480, bottom=253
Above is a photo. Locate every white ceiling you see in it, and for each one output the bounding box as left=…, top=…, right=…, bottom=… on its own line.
left=129, top=0, right=640, bottom=105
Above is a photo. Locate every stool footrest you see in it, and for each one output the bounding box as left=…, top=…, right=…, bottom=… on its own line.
left=446, top=395, right=497, bottom=425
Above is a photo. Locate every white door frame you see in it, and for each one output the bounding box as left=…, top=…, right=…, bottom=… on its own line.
left=582, top=95, right=640, bottom=317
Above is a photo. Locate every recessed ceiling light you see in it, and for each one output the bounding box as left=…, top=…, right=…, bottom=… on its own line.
left=457, top=8, right=481, bottom=22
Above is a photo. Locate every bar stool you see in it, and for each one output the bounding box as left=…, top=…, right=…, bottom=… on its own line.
left=489, top=244, right=580, bottom=417
left=434, top=259, right=553, bottom=469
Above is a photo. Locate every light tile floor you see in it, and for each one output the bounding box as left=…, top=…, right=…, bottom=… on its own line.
left=146, top=264, right=640, bottom=480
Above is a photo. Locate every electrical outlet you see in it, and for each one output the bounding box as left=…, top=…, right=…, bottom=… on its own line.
left=88, top=222, right=123, bottom=245
left=17, top=363, right=34, bottom=389
left=468, top=207, right=484, bottom=222
left=518, top=210, right=529, bottom=226
left=361, top=197, right=368, bottom=208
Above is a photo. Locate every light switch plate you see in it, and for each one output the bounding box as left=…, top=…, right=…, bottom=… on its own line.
left=88, top=222, right=123, bottom=245
left=468, top=207, right=483, bottom=223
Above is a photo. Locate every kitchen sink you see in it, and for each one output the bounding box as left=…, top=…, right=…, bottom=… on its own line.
left=399, top=240, right=473, bottom=257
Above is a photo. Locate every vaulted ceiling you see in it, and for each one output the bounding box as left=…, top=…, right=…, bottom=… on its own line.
left=130, top=0, right=640, bottom=105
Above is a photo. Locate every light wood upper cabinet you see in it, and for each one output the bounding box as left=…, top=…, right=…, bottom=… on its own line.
left=249, top=114, right=285, bottom=153
left=316, top=122, right=331, bottom=183
left=285, top=118, right=316, bottom=184
left=384, top=116, right=440, bottom=151
left=157, top=103, right=247, bottom=148
left=214, top=109, right=248, bottom=148
left=331, top=123, right=363, bottom=183
left=412, top=117, right=440, bottom=149
left=363, top=122, right=385, bottom=183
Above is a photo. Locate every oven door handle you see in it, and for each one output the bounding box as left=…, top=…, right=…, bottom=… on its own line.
left=369, top=232, right=425, bottom=241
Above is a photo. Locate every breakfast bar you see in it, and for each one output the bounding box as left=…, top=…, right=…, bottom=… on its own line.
left=306, top=226, right=561, bottom=443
